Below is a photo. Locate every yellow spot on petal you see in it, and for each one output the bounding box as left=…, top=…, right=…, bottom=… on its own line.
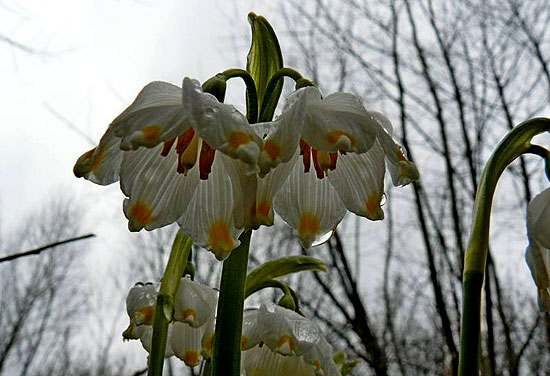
left=208, top=220, right=235, bottom=251
left=257, top=200, right=271, bottom=219
left=297, top=211, right=320, bottom=239
left=204, top=334, right=213, bottom=351
left=276, top=334, right=295, bottom=353
left=241, top=335, right=248, bottom=349
left=313, top=359, right=322, bottom=371
left=129, top=201, right=153, bottom=228
left=326, top=130, right=355, bottom=149
left=228, top=131, right=252, bottom=150
left=182, top=351, right=199, bottom=366
left=90, top=146, right=105, bottom=173
left=142, top=125, right=161, bottom=143
left=182, top=308, right=196, bottom=321
left=135, top=306, right=154, bottom=325
left=365, top=194, right=381, bottom=215
left=263, top=139, right=280, bottom=161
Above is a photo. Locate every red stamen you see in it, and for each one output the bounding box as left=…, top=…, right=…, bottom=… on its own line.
left=175, top=127, right=195, bottom=154
left=329, top=152, right=338, bottom=171
left=311, top=149, right=325, bottom=179
left=160, top=138, right=176, bottom=157
left=300, top=139, right=311, bottom=173
left=199, top=141, right=216, bottom=180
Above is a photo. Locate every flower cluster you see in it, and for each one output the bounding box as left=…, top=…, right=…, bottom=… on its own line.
left=74, top=77, right=418, bottom=259
left=525, top=187, right=550, bottom=311
left=241, top=303, right=339, bottom=376
left=123, top=277, right=217, bottom=366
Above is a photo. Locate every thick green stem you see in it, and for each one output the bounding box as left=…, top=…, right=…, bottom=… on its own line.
left=459, top=118, right=550, bottom=375
left=148, top=231, right=193, bottom=376
left=212, top=230, right=251, bottom=376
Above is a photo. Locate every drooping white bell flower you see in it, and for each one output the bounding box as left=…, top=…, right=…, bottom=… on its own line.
left=122, top=278, right=217, bottom=365
left=241, top=303, right=340, bottom=376
left=525, top=187, right=550, bottom=311
left=255, top=86, right=419, bottom=248
left=74, top=78, right=262, bottom=259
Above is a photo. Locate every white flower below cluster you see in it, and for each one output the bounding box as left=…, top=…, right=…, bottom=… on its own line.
left=525, top=187, right=550, bottom=312
left=122, top=277, right=217, bottom=366
left=241, top=303, right=340, bottom=376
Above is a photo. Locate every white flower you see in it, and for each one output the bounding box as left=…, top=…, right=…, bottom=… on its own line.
left=241, top=303, right=340, bottom=376
left=525, top=187, right=550, bottom=311
left=74, top=78, right=262, bottom=260
left=122, top=277, right=217, bottom=365
left=254, top=87, right=419, bottom=248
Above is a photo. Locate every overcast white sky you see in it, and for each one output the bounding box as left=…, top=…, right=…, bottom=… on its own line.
left=0, top=0, right=280, bottom=235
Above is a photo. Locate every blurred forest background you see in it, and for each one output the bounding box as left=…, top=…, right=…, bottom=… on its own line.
left=1, top=0, right=550, bottom=375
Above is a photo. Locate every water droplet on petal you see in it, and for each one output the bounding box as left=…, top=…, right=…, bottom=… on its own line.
left=310, top=229, right=334, bottom=247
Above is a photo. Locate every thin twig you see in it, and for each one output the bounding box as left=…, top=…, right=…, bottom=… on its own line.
left=0, top=234, right=95, bottom=263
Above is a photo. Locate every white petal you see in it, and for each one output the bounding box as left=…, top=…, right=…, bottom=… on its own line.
left=527, top=187, right=550, bottom=249
left=178, top=152, right=242, bottom=260
left=241, top=346, right=286, bottom=376
left=73, top=127, right=123, bottom=185
left=303, top=336, right=340, bottom=376
left=255, top=150, right=300, bottom=226
left=274, top=160, right=346, bottom=248
left=126, top=282, right=158, bottom=325
left=257, top=88, right=311, bottom=174
left=182, top=77, right=262, bottom=167
left=303, top=90, right=378, bottom=153
left=173, top=277, right=217, bottom=328
left=111, top=81, right=191, bottom=149
left=370, top=111, right=419, bottom=186
left=219, top=154, right=258, bottom=230
left=120, top=144, right=199, bottom=231
left=525, top=243, right=550, bottom=290
left=170, top=322, right=204, bottom=366
left=257, top=303, right=319, bottom=356
left=140, top=325, right=175, bottom=358
left=327, top=144, right=385, bottom=220
left=242, top=309, right=262, bottom=351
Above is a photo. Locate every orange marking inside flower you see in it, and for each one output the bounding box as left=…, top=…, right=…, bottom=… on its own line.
left=326, top=130, right=355, bottom=148
left=241, top=335, right=248, bottom=349
left=178, top=133, right=200, bottom=175
left=161, top=137, right=176, bottom=157
left=228, top=131, right=252, bottom=149
left=182, top=351, right=199, bottom=365
left=208, top=220, right=234, bottom=250
left=176, top=127, right=196, bottom=154
left=311, top=149, right=326, bottom=179
left=365, top=194, right=381, bottom=215
left=128, top=201, right=153, bottom=228
left=142, top=125, right=160, bottom=143
left=182, top=308, right=195, bottom=321
left=276, top=334, right=295, bottom=353
left=329, top=152, right=338, bottom=171
left=297, top=211, right=320, bottom=239
left=199, top=141, right=216, bottom=180
left=300, top=139, right=311, bottom=173
left=136, top=306, right=154, bottom=325
left=257, top=200, right=271, bottom=218
left=90, top=146, right=105, bottom=173
left=263, top=139, right=280, bottom=161
left=313, top=359, right=322, bottom=371
left=396, top=148, right=407, bottom=161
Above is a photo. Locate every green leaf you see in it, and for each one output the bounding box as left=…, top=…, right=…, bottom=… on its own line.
left=246, top=12, right=283, bottom=122
left=245, top=256, right=326, bottom=297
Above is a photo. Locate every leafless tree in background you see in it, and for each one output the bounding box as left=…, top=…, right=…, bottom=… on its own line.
left=262, top=0, right=550, bottom=375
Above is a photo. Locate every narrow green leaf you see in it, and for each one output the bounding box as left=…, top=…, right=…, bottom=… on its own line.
left=148, top=230, right=193, bottom=376
left=246, top=12, right=283, bottom=122
left=245, top=256, right=326, bottom=297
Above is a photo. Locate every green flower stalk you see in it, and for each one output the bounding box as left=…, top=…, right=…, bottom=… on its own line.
left=458, top=117, right=550, bottom=376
